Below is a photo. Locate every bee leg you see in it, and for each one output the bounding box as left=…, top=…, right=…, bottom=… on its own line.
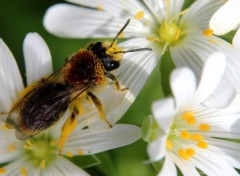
left=70, top=98, right=84, bottom=116
left=87, top=92, right=112, bottom=128
left=58, top=108, right=78, bottom=154
left=105, top=72, right=128, bottom=92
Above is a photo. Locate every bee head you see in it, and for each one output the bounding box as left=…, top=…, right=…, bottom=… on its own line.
left=87, top=41, right=123, bottom=71
left=87, top=19, right=152, bottom=72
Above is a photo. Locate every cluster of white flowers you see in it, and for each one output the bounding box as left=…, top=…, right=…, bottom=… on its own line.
left=1, top=0, right=240, bottom=175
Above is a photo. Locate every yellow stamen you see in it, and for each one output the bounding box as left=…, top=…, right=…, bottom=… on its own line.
left=78, top=150, right=84, bottom=155
left=181, top=112, right=194, bottom=120
left=191, top=134, right=203, bottom=141
left=134, top=11, right=144, bottom=20
left=40, top=160, right=46, bottom=170
left=197, top=141, right=208, bottom=149
left=180, top=130, right=191, bottom=139
left=178, top=149, right=190, bottom=160
left=199, top=124, right=211, bottom=131
left=97, top=5, right=103, bottom=11
left=146, top=36, right=156, bottom=41
left=20, top=167, right=27, bottom=176
left=0, top=168, right=6, bottom=174
left=166, top=140, right=173, bottom=150
left=186, top=148, right=195, bottom=157
left=203, top=29, right=214, bottom=36
left=66, top=152, right=73, bottom=157
left=58, top=116, right=78, bottom=154
left=186, top=116, right=196, bottom=125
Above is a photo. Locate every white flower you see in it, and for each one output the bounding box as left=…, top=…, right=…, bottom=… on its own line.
left=0, top=33, right=141, bottom=175
left=210, top=0, right=240, bottom=49
left=146, top=52, right=240, bottom=176
left=43, top=0, right=240, bottom=107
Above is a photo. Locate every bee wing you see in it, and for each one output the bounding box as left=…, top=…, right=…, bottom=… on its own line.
left=7, top=79, right=89, bottom=140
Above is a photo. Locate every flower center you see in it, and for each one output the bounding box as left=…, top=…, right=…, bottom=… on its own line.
left=167, top=111, right=211, bottom=160
left=23, top=134, right=57, bottom=170
left=159, top=22, right=181, bottom=45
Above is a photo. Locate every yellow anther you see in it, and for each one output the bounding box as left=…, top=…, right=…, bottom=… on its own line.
left=134, top=11, right=145, bottom=20
left=7, top=144, right=16, bottom=151
left=203, top=29, right=214, bottom=36
left=20, top=167, right=27, bottom=176
left=166, top=140, right=173, bottom=150
left=118, top=32, right=124, bottom=38
left=186, top=148, right=195, bottom=157
left=181, top=112, right=194, bottom=120
left=58, top=116, right=78, bottom=154
left=146, top=36, right=156, bottom=41
left=40, top=160, right=46, bottom=170
left=97, top=5, right=103, bottom=11
left=78, top=150, right=84, bottom=155
left=178, top=149, right=190, bottom=160
left=197, top=141, right=208, bottom=149
left=186, top=116, right=196, bottom=125
left=199, top=124, right=211, bottom=131
left=191, top=134, right=203, bottom=141
left=66, top=152, right=73, bottom=157
left=180, top=130, right=191, bottom=139
left=0, top=168, right=6, bottom=174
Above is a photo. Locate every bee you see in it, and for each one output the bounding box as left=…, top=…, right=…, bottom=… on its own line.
left=6, top=19, right=152, bottom=152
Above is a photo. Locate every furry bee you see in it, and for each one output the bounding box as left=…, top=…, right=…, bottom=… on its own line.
left=6, top=19, right=151, bottom=152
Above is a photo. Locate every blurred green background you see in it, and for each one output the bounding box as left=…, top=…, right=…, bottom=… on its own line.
left=0, top=0, right=194, bottom=176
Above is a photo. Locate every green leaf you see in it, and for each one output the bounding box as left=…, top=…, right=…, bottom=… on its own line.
left=159, top=51, right=175, bottom=97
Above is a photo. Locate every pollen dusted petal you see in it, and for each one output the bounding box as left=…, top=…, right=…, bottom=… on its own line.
left=0, top=168, right=6, bottom=174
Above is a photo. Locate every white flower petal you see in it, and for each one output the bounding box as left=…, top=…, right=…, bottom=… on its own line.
left=44, top=3, right=151, bottom=38
left=170, top=68, right=196, bottom=111
left=171, top=34, right=239, bottom=107
left=168, top=152, right=200, bottom=176
left=23, top=33, right=52, bottom=85
left=210, top=0, right=240, bottom=35
left=63, top=124, right=141, bottom=155
left=182, top=0, right=225, bottom=30
left=157, top=154, right=177, bottom=176
left=183, top=0, right=225, bottom=30
left=232, top=28, right=240, bottom=49
left=147, top=135, right=167, bottom=162
left=2, top=158, right=30, bottom=176
left=192, top=52, right=226, bottom=104
left=192, top=146, right=239, bottom=176
left=151, top=98, right=175, bottom=133
left=0, top=39, right=24, bottom=112
left=48, top=156, right=90, bottom=176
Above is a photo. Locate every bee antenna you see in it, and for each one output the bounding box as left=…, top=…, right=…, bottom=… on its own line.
left=110, top=19, right=131, bottom=47
left=113, top=48, right=152, bottom=54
